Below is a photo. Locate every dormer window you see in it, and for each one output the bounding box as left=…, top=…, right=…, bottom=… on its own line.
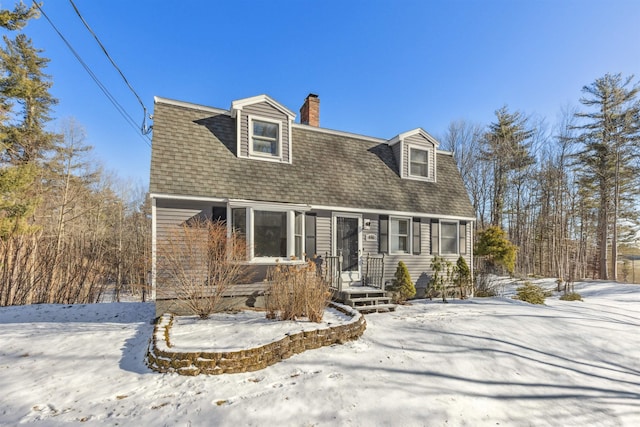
left=250, top=117, right=280, bottom=158
left=409, top=147, right=428, bottom=178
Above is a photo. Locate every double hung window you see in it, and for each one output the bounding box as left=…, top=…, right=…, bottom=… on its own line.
left=440, top=221, right=458, bottom=254
left=390, top=217, right=411, bottom=254
left=409, top=147, right=428, bottom=178
left=251, top=119, right=279, bottom=157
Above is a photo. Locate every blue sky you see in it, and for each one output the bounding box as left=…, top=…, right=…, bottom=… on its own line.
left=13, top=0, right=640, bottom=185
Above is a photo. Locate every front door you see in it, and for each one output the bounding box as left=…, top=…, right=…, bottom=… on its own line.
left=334, top=214, right=362, bottom=283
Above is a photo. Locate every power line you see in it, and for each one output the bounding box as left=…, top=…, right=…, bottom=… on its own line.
left=33, top=2, right=152, bottom=148
left=68, top=0, right=151, bottom=136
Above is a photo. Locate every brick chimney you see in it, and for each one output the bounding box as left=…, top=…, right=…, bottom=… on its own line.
left=300, top=93, right=319, bottom=127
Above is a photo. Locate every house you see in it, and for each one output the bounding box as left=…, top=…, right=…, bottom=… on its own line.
left=150, top=93, right=475, bottom=315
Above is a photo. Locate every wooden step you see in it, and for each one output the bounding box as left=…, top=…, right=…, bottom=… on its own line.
left=356, top=303, right=397, bottom=313
left=347, top=296, right=392, bottom=304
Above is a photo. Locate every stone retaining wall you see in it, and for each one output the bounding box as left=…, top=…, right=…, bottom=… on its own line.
left=146, top=303, right=366, bottom=376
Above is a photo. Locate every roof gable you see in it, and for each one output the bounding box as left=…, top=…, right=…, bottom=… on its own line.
left=231, top=94, right=296, bottom=119
left=387, top=128, right=440, bottom=148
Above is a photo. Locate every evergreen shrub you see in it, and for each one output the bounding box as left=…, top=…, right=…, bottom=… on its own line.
left=515, top=282, right=546, bottom=304
left=559, top=292, right=583, bottom=301
left=389, top=261, right=416, bottom=303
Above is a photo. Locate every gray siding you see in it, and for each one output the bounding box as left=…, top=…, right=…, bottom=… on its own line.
left=315, top=210, right=331, bottom=256
left=155, top=200, right=215, bottom=299
left=362, top=213, right=379, bottom=255
left=404, top=134, right=436, bottom=181
left=391, top=142, right=402, bottom=176
left=240, top=101, right=291, bottom=163
left=382, top=219, right=433, bottom=296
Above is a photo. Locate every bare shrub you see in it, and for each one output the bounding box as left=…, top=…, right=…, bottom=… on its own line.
left=474, top=269, right=497, bottom=297
left=265, top=260, right=330, bottom=323
left=158, top=218, right=248, bottom=319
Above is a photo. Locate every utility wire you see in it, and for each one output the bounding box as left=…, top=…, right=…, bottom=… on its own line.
left=68, top=0, right=151, bottom=136
left=33, top=2, right=151, bottom=147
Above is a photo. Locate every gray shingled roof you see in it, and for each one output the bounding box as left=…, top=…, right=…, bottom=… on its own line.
left=150, top=99, right=475, bottom=219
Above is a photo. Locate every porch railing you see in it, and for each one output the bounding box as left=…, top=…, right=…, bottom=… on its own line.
left=321, top=252, right=343, bottom=293
left=363, top=253, right=386, bottom=290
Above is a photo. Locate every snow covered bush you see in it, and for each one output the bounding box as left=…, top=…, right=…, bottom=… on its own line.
left=515, top=282, right=546, bottom=304
left=266, top=260, right=330, bottom=322
left=388, top=261, right=416, bottom=303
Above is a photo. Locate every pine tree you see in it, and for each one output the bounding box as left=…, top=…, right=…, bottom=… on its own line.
left=573, top=73, right=640, bottom=280
left=389, top=261, right=415, bottom=303
left=481, top=106, right=535, bottom=229
left=0, top=28, right=57, bottom=237
left=455, top=255, right=471, bottom=298
left=475, top=226, right=517, bottom=275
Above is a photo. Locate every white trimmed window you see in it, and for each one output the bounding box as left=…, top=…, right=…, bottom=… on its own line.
left=440, top=221, right=458, bottom=254
left=250, top=117, right=280, bottom=158
left=231, top=207, right=304, bottom=261
left=390, top=217, right=411, bottom=254
left=409, top=147, right=428, bottom=178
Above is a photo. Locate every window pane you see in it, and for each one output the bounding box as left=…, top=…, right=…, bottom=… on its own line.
left=390, top=218, right=410, bottom=253
left=254, top=211, right=287, bottom=257
left=253, top=121, right=278, bottom=138
left=253, top=138, right=277, bottom=155
left=232, top=208, right=246, bottom=236
left=411, top=149, right=427, bottom=163
left=441, top=222, right=458, bottom=254
left=411, top=162, right=428, bottom=177
left=410, top=148, right=428, bottom=177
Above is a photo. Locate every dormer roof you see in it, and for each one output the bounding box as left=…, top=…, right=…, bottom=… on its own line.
left=387, top=128, right=440, bottom=148
left=230, top=94, right=296, bottom=119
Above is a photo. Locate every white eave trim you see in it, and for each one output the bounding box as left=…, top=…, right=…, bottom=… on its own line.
left=228, top=199, right=311, bottom=211
left=231, top=94, right=296, bottom=119
left=387, top=127, right=441, bottom=148
left=149, top=193, right=227, bottom=203
left=153, top=96, right=229, bottom=115
left=149, top=193, right=311, bottom=211
left=149, top=193, right=474, bottom=221
left=310, top=203, right=475, bottom=222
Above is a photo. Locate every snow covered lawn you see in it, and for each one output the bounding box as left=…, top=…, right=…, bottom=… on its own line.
left=1, top=280, right=639, bottom=426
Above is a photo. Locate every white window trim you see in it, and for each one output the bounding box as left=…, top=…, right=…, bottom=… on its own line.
left=409, top=146, right=429, bottom=179
left=248, top=115, right=283, bottom=161
left=440, top=220, right=459, bottom=255
left=231, top=206, right=305, bottom=263
left=390, top=216, right=412, bottom=255
left=406, top=143, right=432, bottom=181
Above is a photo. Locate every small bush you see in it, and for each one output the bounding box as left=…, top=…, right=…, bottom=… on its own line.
left=559, top=292, right=583, bottom=301
left=515, top=282, right=546, bottom=304
left=266, top=261, right=330, bottom=322
left=454, top=256, right=472, bottom=298
left=388, top=261, right=416, bottom=303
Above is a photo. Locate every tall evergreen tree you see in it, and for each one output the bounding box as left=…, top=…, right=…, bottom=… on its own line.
left=481, top=106, right=535, bottom=228
left=573, top=73, right=640, bottom=280
left=0, top=18, right=57, bottom=237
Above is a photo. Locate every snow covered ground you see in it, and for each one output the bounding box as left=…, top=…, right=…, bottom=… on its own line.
left=1, top=279, right=639, bottom=426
